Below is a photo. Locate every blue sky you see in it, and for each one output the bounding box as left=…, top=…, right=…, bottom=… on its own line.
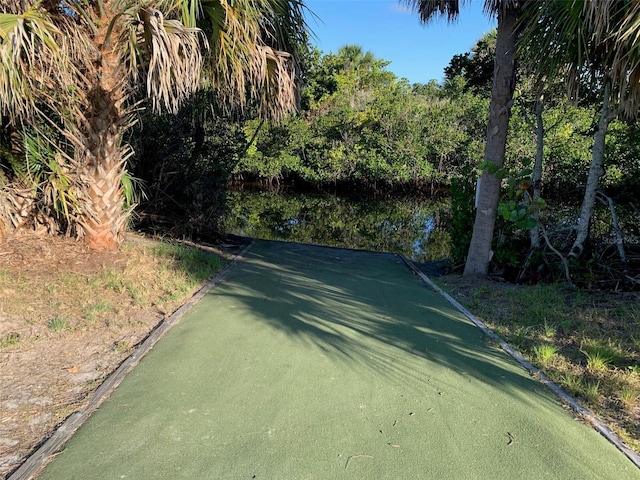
left=304, top=0, right=496, bottom=84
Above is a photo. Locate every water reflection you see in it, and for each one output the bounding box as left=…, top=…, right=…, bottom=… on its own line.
left=223, top=188, right=451, bottom=262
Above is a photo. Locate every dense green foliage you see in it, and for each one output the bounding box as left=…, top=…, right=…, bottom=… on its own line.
left=129, top=93, right=246, bottom=240
left=443, top=30, right=496, bottom=96
left=234, top=46, right=488, bottom=189
left=448, top=176, right=475, bottom=265
left=232, top=43, right=640, bottom=200
left=124, top=34, right=640, bottom=283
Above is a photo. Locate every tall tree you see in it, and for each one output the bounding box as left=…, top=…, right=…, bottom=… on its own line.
left=444, top=29, right=496, bottom=96
left=335, top=44, right=377, bottom=72
left=403, top=0, right=528, bottom=276
left=521, top=0, right=640, bottom=258
left=0, top=0, right=307, bottom=250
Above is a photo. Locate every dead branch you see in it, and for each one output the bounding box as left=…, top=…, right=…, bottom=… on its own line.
left=596, top=190, right=627, bottom=268
left=541, top=222, right=574, bottom=286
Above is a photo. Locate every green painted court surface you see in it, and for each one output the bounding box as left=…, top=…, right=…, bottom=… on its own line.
left=39, top=241, right=639, bottom=479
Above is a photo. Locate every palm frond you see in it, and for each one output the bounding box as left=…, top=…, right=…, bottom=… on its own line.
left=200, top=0, right=306, bottom=120
left=589, top=0, right=640, bottom=115
left=43, top=153, right=80, bottom=221
left=7, top=127, right=80, bottom=223
left=0, top=3, right=68, bottom=122
left=254, top=45, right=298, bottom=120
left=519, top=1, right=602, bottom=97
left=400, top=0, right=465, bottom=23
left=401, top=0, right=526, bottom=24
left=120, top=170, right=146, bottom=209
left=522, top=0, right=640, bottom=116
left=140, top=8, right=204, bottom=114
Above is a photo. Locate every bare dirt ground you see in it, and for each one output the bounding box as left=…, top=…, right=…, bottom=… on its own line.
left=0, top=233, right=235, bottom=478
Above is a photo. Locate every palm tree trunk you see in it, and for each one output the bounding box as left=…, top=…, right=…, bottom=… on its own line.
left=75, top=12, right=130, bottom=251
left=76, top=123, right=128, bottom=251
left=463, top=6, right=520, bottom=277
left=569, top=81, right=616, bottom=258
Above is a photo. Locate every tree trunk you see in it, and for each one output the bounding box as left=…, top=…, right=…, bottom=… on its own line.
left=76, top=122, right=129, bottom=251
left=569, top=81, right=615, bottom=258
left=463, top=6, right=520, bottom=277
left=530, top=92, right=544, bottom=249
left=74, top=7, right=130, bottom=251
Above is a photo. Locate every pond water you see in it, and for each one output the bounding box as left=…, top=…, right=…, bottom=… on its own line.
left=222, top=185, right=640, bottom=273
left=222, top=187, right=452, bottom=262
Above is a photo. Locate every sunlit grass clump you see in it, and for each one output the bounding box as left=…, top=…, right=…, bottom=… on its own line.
left=532, top=343, right=559, bottom=368
left=581, top=340, right=623, bottom=371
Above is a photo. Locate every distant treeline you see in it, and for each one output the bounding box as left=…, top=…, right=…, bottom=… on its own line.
left=231, top=43, right=640, bottom=199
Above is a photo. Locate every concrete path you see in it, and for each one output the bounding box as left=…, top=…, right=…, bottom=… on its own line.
left=36, top=241, right=639, bottom=479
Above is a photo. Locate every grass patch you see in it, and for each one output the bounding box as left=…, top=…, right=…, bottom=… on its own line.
left=83, top=301, right=112, bottom=323
left=47, top=316, right=68, bottom=332
left=532, top=343, right=559, bottom=368
left=147, top=242, right=226, bottom=308
left=620, top=387, right=639, bottom=409
left=152, top=242, right=226, bottom=284
left=559, top=373, right=583, bottom=396
left=0, top=235, right=227, bottom=336
left=101, top=269, right=126, bottom=293
left=0, top=332, right=20, bottom=349
left=504, top=284, right=568, bottom=326
left=114, top=340, right=132, bottom=352
left=541, top=320, right=557, bottom=339
left=89, top=242, right=225, bottom=308
left=581, top=342, right=619, bottom=371
left=583, top=381, right=602, bottom=404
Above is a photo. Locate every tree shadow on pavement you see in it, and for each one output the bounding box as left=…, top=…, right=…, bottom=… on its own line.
left=212, top=240, right=550, bottom=406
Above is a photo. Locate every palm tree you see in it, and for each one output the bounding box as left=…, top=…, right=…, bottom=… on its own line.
left=521, top=1, right=640, bottom=259
left=444, top=29, right=497, bottom=96
left=0, top=0, right=307, bottom=250
left=336, top=44, right=377, bottom=71
left=403, top=0, right=528, bottom=277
